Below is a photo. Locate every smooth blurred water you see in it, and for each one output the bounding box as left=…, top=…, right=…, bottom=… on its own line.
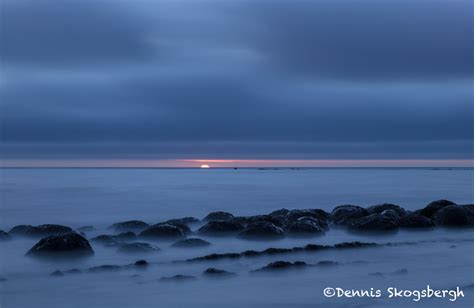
left=0, top=168, right=473, bottom=308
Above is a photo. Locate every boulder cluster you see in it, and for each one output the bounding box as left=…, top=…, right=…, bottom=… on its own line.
left=0, top=200, right=471, bottom=259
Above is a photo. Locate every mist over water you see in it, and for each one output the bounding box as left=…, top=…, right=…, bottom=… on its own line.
left=0, top=168, right=473, bottom=307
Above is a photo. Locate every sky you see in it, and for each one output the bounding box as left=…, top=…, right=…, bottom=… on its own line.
left=0, top=0, right=473, bottom=167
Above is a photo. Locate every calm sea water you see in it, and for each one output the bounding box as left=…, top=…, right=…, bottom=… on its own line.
left=0, top=168, right=473, bottom=308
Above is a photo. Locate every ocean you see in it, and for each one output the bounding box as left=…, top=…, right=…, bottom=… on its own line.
left=0, top=168, right=473, bottom=307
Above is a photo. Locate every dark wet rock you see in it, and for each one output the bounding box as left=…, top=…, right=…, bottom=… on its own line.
left=334, top=241, right=378, bottom=249
left=255, top=261, right=307, bottom=272
left=432, top=205, right=474, bottom=227
left=109, top=220, right=150, bottom=232
left=243, top=215, right=287, bottom=228
left=76, top=226, right=95, bottom=232
left=0, top=230, right=11, bottom=240
left=9, top=224, right=73, bottom=238
left=157, top=221, right=191, bottom=235
left=88, top=265, right=121, bottom=273
left=140, top=224, right=186, bottom=240
left=203, top=211, right=234, bottom=221
left=114, top=231, right=137, bottom=241
left=399, top=213, right=434, bottom=228
left=26, top=233, right=94, bottom=258
left=380, top=209, right=401, bottom=220
left=159, top=275, right=196, bottom=282
left=287, top=216, right=327, bottom=236
left=198, top=221, right=244, bottom=236
left=315, top=260, right=339, bottom=267
left=391, top=268, right=408, bottom=275
left=238, top=221, right=285, bottom=240
left=171, top=238, right=211, bottom=248
left=349, top=213, right=398, bottom=232
left=203, top=268, right=236, bottom=277
left=91, top=235, right=121, bottom=246
left=366, top=203, right=407, bottom=217
left=117, top=242, right=160, bottom=253
left=331, top=205, right=369, bottom=226
left=418, top=200, right=456, bottom=218
left=165, top=217, right=200, bottom=225
left=50, top=270, right=64, bottom=277
left=269, top=208, right=289, bottom=216
left=286, top=209, right=329, bottom=222
left=134, top=260, right=148, bottom=266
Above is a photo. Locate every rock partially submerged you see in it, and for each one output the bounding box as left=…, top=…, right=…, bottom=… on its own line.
left=418, top=200, right=456, bottom=218
left=349, top=213, right=398, bottom=232
left=164, top=217, right=200, bottom=225
left=0, top=230, right=11, bottom=241
left=331, top=205, right=369, bottom=226
left=238, top=221, right=285, bottom=240
left=286, top=216, right=327, bottom=236
left=117, top=242, right=160, bottom=253
left=203, top=268, right=235, bottom=277
left=109, top=220, right=150, bottom=232
left=432, top=205, right=474, bottom=227
left=399, top=213, right=434, bottom=228
left=26, top=233, right=94, bottom=258
left=9, top=224, right=73, bottom=238
left=254, top=261, right=307, bottom=272
left=203, top=211, right=234, bottom=221
left=367, top=203, right=407, bottom=217
left=171, top=238, right=211, bottom=248
left=198, top=221, right=244, bottom=236
left=159, top=275, right=196, bottom=282
left=139, top=224, right=186, bottom=240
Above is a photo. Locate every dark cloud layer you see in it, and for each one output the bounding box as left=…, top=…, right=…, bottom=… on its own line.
left=0, top=0, right=472, bottom=160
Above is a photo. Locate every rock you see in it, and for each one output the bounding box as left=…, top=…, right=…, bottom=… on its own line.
left=399, top=213, right=434, bottom=228
left=26, top=233, right=94, bottom=258
left=109, top=220, right=150, bottom=232
left=287, top=209, right=329, bottom=222
left=286, top=216, right=326, bottom=236
left=244, top=215, right=286, bottom=228
left=238, top=222, right=285, bottom=240
left=114, top=231, right=137, bottom=241
left=135, top=260, right=148, bottom=266
left=432, top=205, right=474, bottom=227
left=165, top=217, right=200, bottom=225
left=88, top=265, right=121, bottom=273
left=0, top=230, right=11, bottom=240
left=171, top=238, right=211, bottom=248
left=117, top=242, right=160, bottom=253
left=269, top=208, right=289, bottom=216
left=157, top=221, right=191, bottom=235
left=9, top=224, right=73, bottom=238
left=331, top=205, right=369, bottom=226
left=198, top=221, right=244, bottom=236
left=367, top=204, right=407, bottom=217
left=203, top=268, right=235, bottom=277
left=349, top=213, right=398, bottom=232
left=139, top=224, right=186, bottom=240
left=76, top=226, right=95, bottom=232
left=91, top=235, right=121, bottom=246
left=203, top=211, right=234, bottom=221
left=159, top=275, right=196, bottom=282
left=418, top=200, right=456, bottom=218
left=256, top=261, right=307, bottom=272
left=50, top=270, right=64, bottom=277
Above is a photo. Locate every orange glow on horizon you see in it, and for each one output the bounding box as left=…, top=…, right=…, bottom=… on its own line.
left=1, top=158, right=473, bottom=168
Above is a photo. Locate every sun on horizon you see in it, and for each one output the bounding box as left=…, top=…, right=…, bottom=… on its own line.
left=200, top=164, right=210, bottom=169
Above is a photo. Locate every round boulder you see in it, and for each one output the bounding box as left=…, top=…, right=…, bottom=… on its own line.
left=203, top=211, right=234, bottom=221
left=26, top=233, right=94, bottom=258
left=238, top=221, right=285, bottom=240
left=109, top=220, right=150, bottom=232
left=432, top=205, right=474, bottom=227
left=366, top=204, right=407, bottom=217
left=198, top=221, right=244, bottom=236
left=139, top=224, right=186, bottom=240
left=331, top=205, right=369, bottom=226
left=287, top=216, right=326, bottom=236
left=418, top=200, right=456, bottom=218
left=9, top=224, right=73, bottom=238
left=399, top=213, right=434, bottom=228
left=171, top=238, right=211, bottom=248
left=349, top=213, right=398, bottom=232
